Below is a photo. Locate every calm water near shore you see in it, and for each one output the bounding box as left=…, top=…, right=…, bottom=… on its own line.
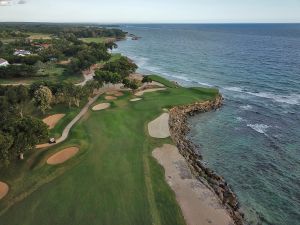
left=113, top=24, right=300, bottom=225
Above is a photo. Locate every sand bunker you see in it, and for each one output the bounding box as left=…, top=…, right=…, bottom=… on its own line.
left=105, top=96, right=117, bottom=100
left=47, top=147, right=79, bottom=165
left=153, top=144, right=234, bottom=225
left=0, top=182, right=9, bottom=200
left=106, top=91, right=123, bottom=97
left=43, top=114, right=65, bottom=129
left=92, top=103, right=110, bottom=111
left=135, top=88, right=166, bottom=96
left=148, top=113, right=170, bottom=138
left=130, top=98, right=142, bottom=102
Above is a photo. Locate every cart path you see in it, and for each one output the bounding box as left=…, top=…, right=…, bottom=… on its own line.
left=36, top=92, right=102, bottom=149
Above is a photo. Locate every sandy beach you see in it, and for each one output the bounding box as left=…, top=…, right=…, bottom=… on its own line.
left=153, top=144, right=234, bottom=225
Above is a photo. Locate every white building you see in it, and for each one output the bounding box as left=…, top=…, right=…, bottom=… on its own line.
left=14, top=49, right=32, bottom=57
left=0, top=58, right=9, bottom=67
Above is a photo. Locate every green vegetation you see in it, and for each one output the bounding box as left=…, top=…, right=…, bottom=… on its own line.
left=149, top=75, right=179, bottom=88
left=0, top=80, right=219, bottom=225
left=79, top=37, right=107, bottom=43
left=0, top=24, right=126, bottom=84
left=0, top=23, right=221, bottom=225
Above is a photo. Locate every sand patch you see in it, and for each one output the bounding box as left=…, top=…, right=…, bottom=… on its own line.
left=152, top=144, right=234, bottom=225
left=58, top=59, right=71, bottom=65
left=129, top=73, right=143, bottom=81
left=43, top=114, right=65, bottom=129
left=105, top=96, right=117, bottom=100
left=135, top=88, right=166, bottom=96
left=106, top=91, right=123, bottom=97
left=92, top=103, right=110, bottom=111
left=130, top=98, right=142, bottom=102
left=0, top=182, right=9, bottom=200
left=47, top=147, right=79, bottom=165
left=148, top=113, right=170, bottom=138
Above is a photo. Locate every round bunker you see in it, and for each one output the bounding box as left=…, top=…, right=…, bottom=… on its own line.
left=130, top=98, right=142, bottom=102
left=0, top=182, right=9, bottom=200
left=47, top=147, right=79, bottom=165
left=92, top=103, right=110, bottom=111
left=105, top=96, right=117, bottom=100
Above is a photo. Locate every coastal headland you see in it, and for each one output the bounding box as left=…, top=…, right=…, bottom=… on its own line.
left=0, top=24, right=243, bottom=225
left=0, top=74, right=244, bottom=225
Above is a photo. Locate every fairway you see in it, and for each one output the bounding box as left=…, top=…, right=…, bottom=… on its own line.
left=0, top=77, right=218, bottom=225
left=79, top=37, right=116, bottom=44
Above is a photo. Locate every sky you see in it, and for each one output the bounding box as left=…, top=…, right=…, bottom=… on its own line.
left=0, top=0, right=300, bottom=23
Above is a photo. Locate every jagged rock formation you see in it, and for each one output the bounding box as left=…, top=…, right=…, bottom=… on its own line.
left=169, top=94, right=245, bottom=225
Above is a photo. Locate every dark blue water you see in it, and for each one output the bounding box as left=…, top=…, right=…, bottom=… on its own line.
left=113, top=24, right=300, bottom=225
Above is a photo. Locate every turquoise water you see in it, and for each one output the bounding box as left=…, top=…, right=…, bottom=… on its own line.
left=113, top=24, right=300, bottom=225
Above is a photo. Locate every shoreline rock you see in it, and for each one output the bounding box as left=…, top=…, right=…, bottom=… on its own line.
left=169, top=94, right=245, bottom=225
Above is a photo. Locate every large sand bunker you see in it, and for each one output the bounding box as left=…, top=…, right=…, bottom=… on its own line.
left=130, top=98, right=142, bottom=102
left=148, top=113, right=170, bottom=138
left=92, top=103, right=110, bottom=111
left=135, top=88, right=166, bottom=96
left=105, top=96, right=117, bottom=100
left=47, top=147, right=79, bottom=165
left=152, top=144, right=234, bottom=225
left=43, top=114, right=65, bottom=129
left=0, top=182, right=9, bottom=200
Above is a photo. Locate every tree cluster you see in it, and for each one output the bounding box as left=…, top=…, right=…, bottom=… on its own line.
left=102, top=56, right=138, bottom=78
left=0, top=85, right=48, bottom=164
left=0, top=64, right=37, bottom=78
left=94, top=56, right=138, bottom=90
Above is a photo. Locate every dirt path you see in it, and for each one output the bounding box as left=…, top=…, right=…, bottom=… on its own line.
left=135, top=88, right=166, bottom=96
left=76, top=71, right=94, bottom=86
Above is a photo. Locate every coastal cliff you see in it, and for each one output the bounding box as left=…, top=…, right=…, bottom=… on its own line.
left=169, top=94, right=245, bottom=225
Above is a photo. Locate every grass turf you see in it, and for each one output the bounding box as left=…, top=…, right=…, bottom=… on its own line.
left=79, top=37, right=116, bottom=44
left=0, top=64, right=84, bottom=85
left=0, top=80, right=218, bottom=225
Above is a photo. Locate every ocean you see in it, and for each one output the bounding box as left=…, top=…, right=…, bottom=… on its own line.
left=113, top=24, right=300, bottom=225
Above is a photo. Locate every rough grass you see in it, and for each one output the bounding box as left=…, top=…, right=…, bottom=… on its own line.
left=79, top=37, right=116, bottom=44
left=0, top=64, right=83, bottom=85
left=0, top=79, right=218, bottom=225
left=27, top=33, right=52, bottom=40
left=149, top=75, right=180, bottom=88
left=79, top=37, right=106, bottom=43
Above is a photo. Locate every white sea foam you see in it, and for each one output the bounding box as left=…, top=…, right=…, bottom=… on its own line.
left=196, top=81, right=213, bottom=87
left=224, top=86, right=300, bottom=105
left=240, top=105, right=253, bottom=110
left=247, top=123, right=271, bottom=135
left=245, top=92, right=300, bottom=105
left=223, top=86, right=244, bottom=92
left=236, top=117, right=246, bottom=122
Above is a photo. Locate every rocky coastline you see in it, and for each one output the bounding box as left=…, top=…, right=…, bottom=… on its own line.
left=169, top=94, right=245, bottom=225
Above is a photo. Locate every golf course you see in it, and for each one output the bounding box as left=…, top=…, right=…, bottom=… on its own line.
left=0, top=76, right=220, bottom=225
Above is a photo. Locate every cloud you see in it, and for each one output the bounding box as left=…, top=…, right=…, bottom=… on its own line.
left=17, top=0, right=26, bottom=4
left=0, top=0, right=27, bottom=6
left=0, top=0, right=12, bottom=6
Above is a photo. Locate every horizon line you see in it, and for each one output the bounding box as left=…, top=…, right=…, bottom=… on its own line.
left=0, top=21, right=300, bottom=26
